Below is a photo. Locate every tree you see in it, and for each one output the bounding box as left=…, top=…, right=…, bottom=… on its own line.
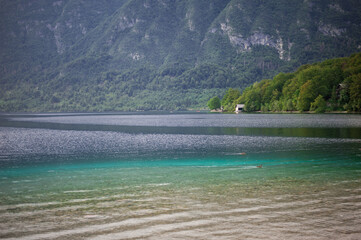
left=221, top=88, right=241, bottom=111
left=310, top=95, right=327, bottom=113
left=329, top=85, right=338, bottom=110
left=297, top=80, right=317, bottom=111
left=283, top=99, right=295, bottom=111
left=243, top=88, right=261, bottom=112
left=207, top=96, right=221, bottom=110
left=349, top=73, right=361, bottom=111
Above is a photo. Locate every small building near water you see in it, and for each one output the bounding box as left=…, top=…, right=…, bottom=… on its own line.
left=235, top=104, right=245, bottom=113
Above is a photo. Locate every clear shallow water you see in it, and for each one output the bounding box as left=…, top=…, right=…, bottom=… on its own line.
left=0, top=113, right=361, bottom=239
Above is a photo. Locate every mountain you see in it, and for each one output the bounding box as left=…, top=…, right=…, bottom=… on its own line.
left=1, top=0, right=361, bottom=112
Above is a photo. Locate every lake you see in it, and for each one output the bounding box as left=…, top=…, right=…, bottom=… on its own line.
left=0, top=113, right=361, bottom=239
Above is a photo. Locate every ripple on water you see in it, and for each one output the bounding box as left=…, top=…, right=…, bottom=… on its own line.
left=0, top=114, right=361, bottom=239
left=11, top=113, right=361, bottom=128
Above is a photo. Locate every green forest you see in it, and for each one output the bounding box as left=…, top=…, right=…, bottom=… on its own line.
left=215, top=53, right=361, bottom=113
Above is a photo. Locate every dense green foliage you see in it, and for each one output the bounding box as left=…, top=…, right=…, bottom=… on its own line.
left=221, top=88, right=241, bottom=112
left=233, top=53, right=361, bottom=112
left=207, top=96, right=221, bottom=110
left=310, top=95, right=327, bottom=113
left=1, top=0, right=361, bottom=112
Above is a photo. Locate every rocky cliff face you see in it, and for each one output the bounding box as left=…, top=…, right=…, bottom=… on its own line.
left=200, top=0, right=361, bottom=64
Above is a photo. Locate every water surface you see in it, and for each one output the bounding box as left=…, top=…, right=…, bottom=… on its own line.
left=0, top=113, right=361, bottom=239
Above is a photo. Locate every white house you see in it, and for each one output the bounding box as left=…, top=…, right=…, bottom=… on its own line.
left=235, top=104, right=245, bottom=113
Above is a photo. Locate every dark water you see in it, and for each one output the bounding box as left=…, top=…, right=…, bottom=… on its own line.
left=0, top=113, right=361, bottom=239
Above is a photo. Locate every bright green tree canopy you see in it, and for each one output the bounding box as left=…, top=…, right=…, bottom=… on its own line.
left=207, top=96, right=221, bottom=110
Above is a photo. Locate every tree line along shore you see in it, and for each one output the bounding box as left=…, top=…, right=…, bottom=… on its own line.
left=208, top=53, right=361, bottom=113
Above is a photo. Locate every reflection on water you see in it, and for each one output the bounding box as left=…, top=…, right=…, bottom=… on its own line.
left=0, top=113, right=361, bottom=239
left=8, top=112, right=361, bottom=128
left=2, top=113, right=361, bottom=139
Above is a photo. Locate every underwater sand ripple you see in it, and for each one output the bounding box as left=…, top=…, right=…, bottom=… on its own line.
left=1, top=188, right=360, bottom=239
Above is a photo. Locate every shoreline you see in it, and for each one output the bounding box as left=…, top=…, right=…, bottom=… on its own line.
left=216, top=110, right=358, bottom=114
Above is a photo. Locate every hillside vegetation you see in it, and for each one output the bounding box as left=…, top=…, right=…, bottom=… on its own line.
left=219, top=53, right=361, bottom=112
left=1, top=0, right=361, bottom=112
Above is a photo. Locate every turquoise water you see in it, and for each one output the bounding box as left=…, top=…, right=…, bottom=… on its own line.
left=0, top=113, right=361, bottom=239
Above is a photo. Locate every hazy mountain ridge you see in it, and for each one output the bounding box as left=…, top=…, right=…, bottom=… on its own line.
left=1, top=0, right=361, bottom=111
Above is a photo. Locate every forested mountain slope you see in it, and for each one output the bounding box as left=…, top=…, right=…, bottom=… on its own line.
left=1, top=0, right=361, bottom=111
left=222, top=53, right=361, bottom=113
